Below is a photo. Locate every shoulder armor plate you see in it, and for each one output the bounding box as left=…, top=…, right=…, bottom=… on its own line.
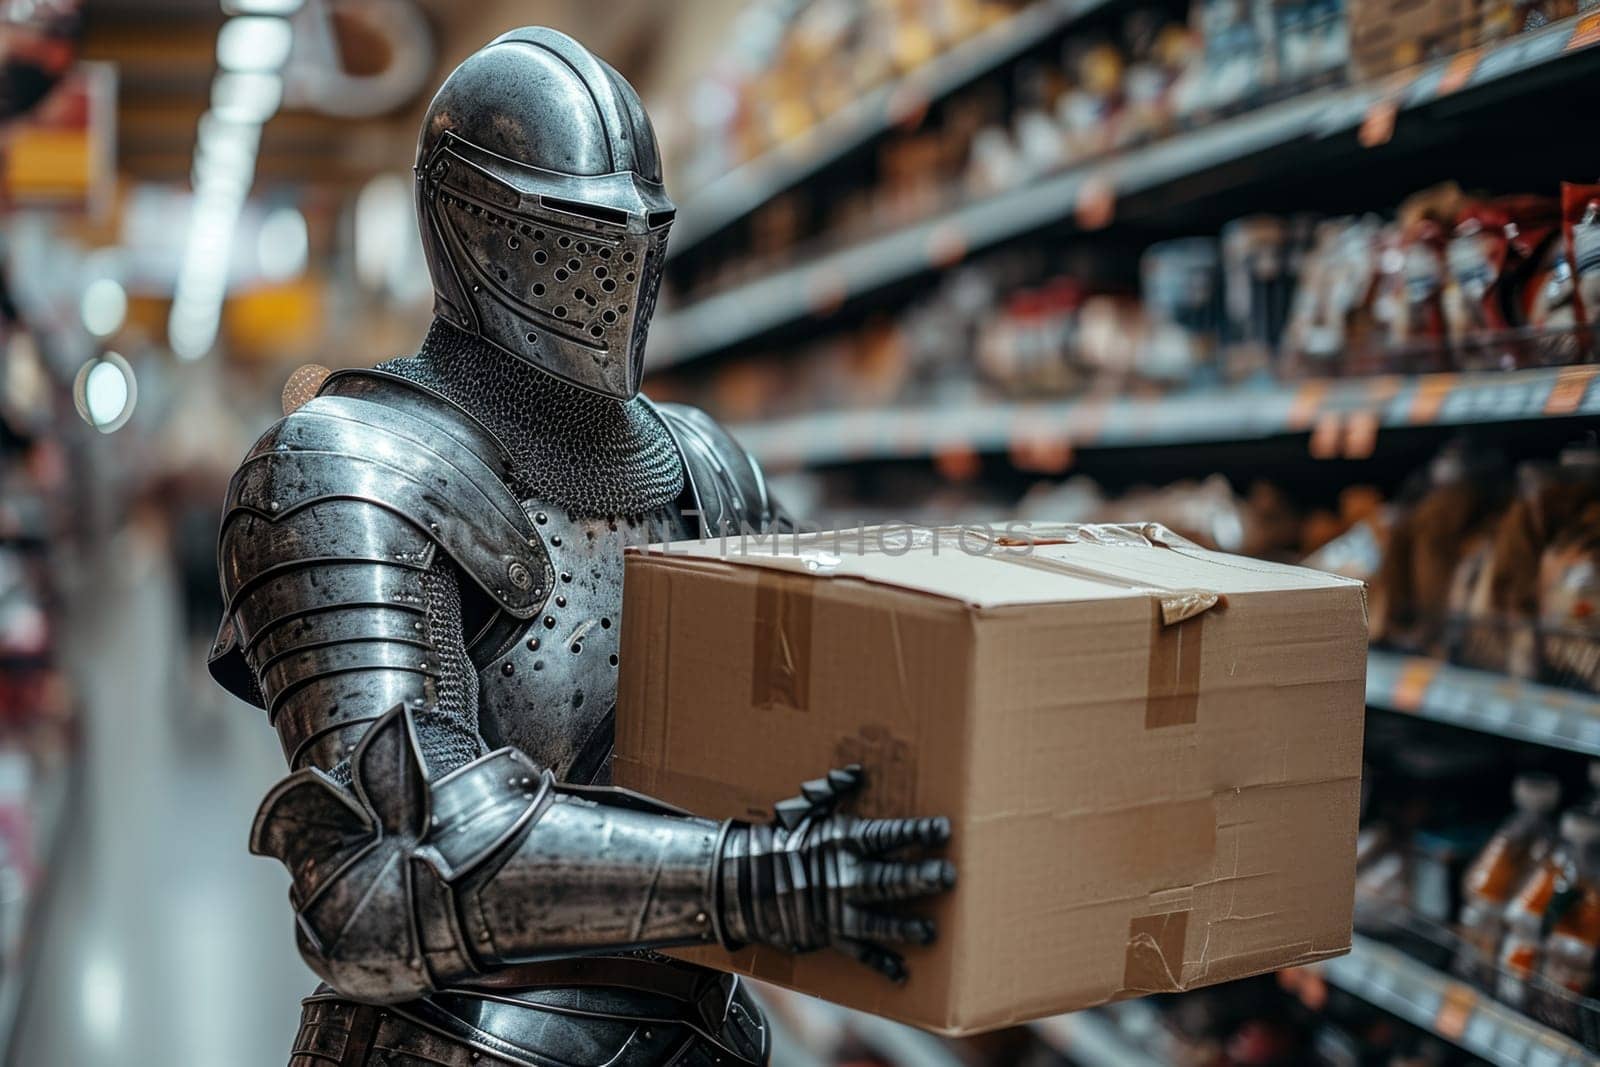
left=210, top=370, right=553, bottom=704
left=650, top=400, right=780, bottom=538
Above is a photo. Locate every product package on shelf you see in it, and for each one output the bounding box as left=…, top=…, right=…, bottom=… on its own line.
left=1359, top=752, right=1600, bottom=1051
left=615, top=523, right=1367, bottom=1034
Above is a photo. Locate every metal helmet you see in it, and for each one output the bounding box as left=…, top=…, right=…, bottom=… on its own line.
left=414, top=27, right=674, bottom=400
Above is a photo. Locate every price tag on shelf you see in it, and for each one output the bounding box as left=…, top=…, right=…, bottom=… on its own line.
left=1568, top=11, right=1600, bottom=52
left=1438, top=49, right=1482, bottom=96
left=1434, top=983, right=1475, bottom=1040
left=1543, top=365, right=1598, bottom=416
left=1392, top=660, right=1439, bottom=711
left=1287, top=381, right=1329, bottom=430
left=1358, top=98, right=1398, bottom=148
left=925, top=221, right=968, bottom=269
left=1075, top=175, right=1116, bottom=231
left=1408, top=375, right=1458, bottom=423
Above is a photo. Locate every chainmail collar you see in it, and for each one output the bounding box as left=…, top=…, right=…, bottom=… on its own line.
left=379, top=319, right=685, bottom=515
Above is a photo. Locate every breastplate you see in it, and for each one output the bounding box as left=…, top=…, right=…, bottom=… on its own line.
left=474, top=502, right=687, bottom=783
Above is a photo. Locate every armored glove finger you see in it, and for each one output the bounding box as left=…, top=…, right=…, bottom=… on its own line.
left=713, top=764, right=957, bottom=983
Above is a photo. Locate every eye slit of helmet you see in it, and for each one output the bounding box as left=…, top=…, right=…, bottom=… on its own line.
left=541, top=196, right=629, bottom=228
left=647, top=210, right=676, bottom=229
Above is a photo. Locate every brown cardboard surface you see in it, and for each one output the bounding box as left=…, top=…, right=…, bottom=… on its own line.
left=614, top=525, right=1367, bottom=1034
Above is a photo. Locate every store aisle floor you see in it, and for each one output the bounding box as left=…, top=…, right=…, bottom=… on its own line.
left=12, top=521, right=308, bottom=1066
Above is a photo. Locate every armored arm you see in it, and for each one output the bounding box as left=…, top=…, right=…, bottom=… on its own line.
left=216, top=382, right=951, bottom=1004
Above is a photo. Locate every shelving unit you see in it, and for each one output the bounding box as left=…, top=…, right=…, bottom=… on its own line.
left=1320, top=934, right=1595, bottom=1067
left=669, top=0, right=1118, bottom=256
left=1030, top=1002, right=1169, bottom=1067
left=651, top=12, right=1600, bottom=368
left=727, top=365, right=1600, bottom=471
left=1367, top=651, right=1600, bottom=757
left=0, top=759, right=76, bottom=1059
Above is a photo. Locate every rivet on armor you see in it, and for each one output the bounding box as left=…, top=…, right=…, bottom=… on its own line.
left=572, top=691, right=584, bottom=708
left=555, top=595, right=567, bottom=608
left=609, top=654, right=619, bottom=667
left=550, top=535, right=562, bottom=547
left=533, top=660, right=544, bottom=671
left=600, top=617, right=611, bottom=628
left=543, top=616, right=555, bottom=628
left=535, top=512, right=547, bottom=524
left=501, top=662, right=514, bottom=676
left=561, top=571, right=572, bottom=583
left=268, top=500, right=280, bottom=512
left=527, top=637, right=540, bottom=651
left=570, top=643, right=581, bottom=654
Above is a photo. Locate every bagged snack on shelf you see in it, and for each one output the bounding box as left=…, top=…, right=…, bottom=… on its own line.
left=1221, top=215, right=1304, bottom=380
left=1371, top=184, right=1465, bottom=370
left=1282, top=215, right=1383, bottom=377
left=1054, top=38, right=1124, bottom=164
left=1274, top=0, right=1348, bottom=87
left=1443, top=195, right=1560, bottom=357
left=1454, top=773, right=1561, bottom=984
left=1536, top=497, right=1600, bottom=693
left=1561, top=181, right=1600, bottom=328
left=1370, top=444, right=1507, bottom=655
left=1468, top=444, right=1600, bottom=681
left=1118, top=9, right=1193, bottom=145
left=1140, top=236, right=1222, bottom=385
left=1178, top=0, right=1274, bottom=118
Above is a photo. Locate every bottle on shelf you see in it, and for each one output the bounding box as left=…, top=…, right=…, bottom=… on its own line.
left=1497, top=807, right=1600, bottom=1006
left=1456, top=772, right=1561, bottom=981
left=1538, top=808, right=1600, bottom=999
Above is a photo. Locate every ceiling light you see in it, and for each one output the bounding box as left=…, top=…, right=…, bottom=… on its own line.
left=80, top=277, right=127, bottom=337
left=217, top=15, right=293, bottom=72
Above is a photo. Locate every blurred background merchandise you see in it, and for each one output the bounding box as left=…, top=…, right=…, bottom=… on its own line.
left=4, top=0, right=1600, bottom=1064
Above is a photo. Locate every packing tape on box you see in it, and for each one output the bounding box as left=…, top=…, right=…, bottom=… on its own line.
left=741, top=522, right=1222, bottom=728
left=751, top=570, right=813, bottom=712
left=1123, top=910, right=1191, bottom=994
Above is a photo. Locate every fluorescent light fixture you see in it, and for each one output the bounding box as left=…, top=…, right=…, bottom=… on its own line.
left=73, top=352, right=138, bottom=433
left=258, top=205, right=308, bottom=281
left=217, top=15, right=293, bottom=72
left=222, top=0, right=305, bottom=13
left=210, top=70, right=282, bottom=123
left=80, top=277, right=128, bottom=337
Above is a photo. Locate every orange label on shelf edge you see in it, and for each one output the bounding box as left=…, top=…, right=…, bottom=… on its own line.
left=1287, top=381, right=1329, bottom=430
left=1359, top=98, right=1398, bottom=148
left=1409, top=374, right=1458, bottom=422
left=1393, top=659, right=1440, bottom=710
left=1435, top=983, right=1476, bottom=1040
left=1075, top=176, right=1116, bottom=230
left=1569, top=12, right=1600, bottom=51
left=1309, top=412, right=1343, bottom=459
left=1438, top=50, right=1480, bottom=96
left=1544, top=364, right=1598, bottom=416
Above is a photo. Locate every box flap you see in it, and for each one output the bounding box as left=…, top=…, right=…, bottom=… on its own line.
left=635, top=523, right=1360, bottom=612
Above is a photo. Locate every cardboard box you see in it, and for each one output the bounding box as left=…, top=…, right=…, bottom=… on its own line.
left=614, top=524, right=1367, bottom=1035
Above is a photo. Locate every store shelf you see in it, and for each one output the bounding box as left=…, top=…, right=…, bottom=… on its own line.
left=1366, top=650, right=1600, bottom=756
left=651, top=13, right=1600, bottom=368
left=727, top=365, right=1600, bottom=471
left=1031, top=1002, right=1168, bottom=1067
left=1320, top=934, right=1595, bottom=1067
left=0, top=758, right=76, bottom=1059
left=668, top=0, right=1116, bottom=257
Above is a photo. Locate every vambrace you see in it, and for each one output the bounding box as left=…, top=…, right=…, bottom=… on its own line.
left=251, top=701, right=722, bottom=1004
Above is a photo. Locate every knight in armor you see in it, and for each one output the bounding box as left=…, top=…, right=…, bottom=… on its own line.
left=209, top=28, right=956, bottom=1067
